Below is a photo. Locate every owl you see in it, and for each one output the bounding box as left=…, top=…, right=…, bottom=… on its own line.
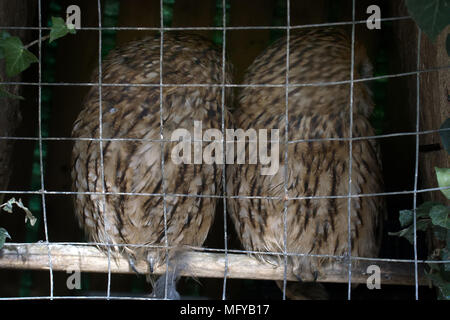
left=71, top=33, right=233, bottom=296
left=227, top=28, right=385, bottom=299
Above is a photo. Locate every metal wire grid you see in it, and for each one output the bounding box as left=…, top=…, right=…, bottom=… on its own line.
left=220, top=0, right=229, bottom=300
left=36, top=0, right=54, bottom=299
left=0, top=0, right=449, bottom=301
left=346, top=0, right=356, bottom=299
left=412, top=27, right=422, bottom=301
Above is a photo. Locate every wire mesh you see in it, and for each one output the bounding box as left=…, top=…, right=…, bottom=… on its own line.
left=0, top=0, right=449, bottom=301
left=346, top=0, right=356, bottom=300
left=36, top=0, right=54, bottom=300
left=220, top=0, right=230, bottom=301
left=412, top=28, right=422, bottom=301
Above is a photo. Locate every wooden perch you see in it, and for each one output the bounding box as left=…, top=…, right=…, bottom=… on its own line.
left=0, top=243, right=429, bottom=286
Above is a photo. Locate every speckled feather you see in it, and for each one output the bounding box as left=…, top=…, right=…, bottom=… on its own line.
left=71, top=33, right=233, bottom=273
left=227, top=29, right=385, bottom=296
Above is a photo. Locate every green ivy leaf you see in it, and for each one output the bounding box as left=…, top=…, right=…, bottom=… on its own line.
left=440, top=118, right=450, bottom=154
left=0, top=31, right=11, bottom=39
left=436, top=167, right=450, bottom=199
left=390, top=202, right=446, bottom=243
left=428, top=262, right=442, bottom=272
left=430, top=204, right=450, bottom=228
left=0, top=36, right=38, bottom=77
left=1, top=31, right=11, bottom=38
left=441, top=247, right=450, bottom=272
left=430, top=204, right=450, bottom=229
left=49, top=17, right=76, bottom=43
left=426, top=272, right=450, bottom=300
left=405, top=0, right=450, bottom=41
left=399, top=209, right=413, bottom=227
left=447, top=229, right=450, bottom=248
left=0, top=30, right=11, bottom=59
left=389, top=219, right=431, bottom=244
left=389, top=228, right=413, bottom=243
left=0, top=227, right=11, bottom=249
left=1, top=199, right=14, bottom=213
left=0, top=197, right=37, bottom=226
left=417, top=201, right=443, bottom=217
left=433, top=225, right=448, bottom=241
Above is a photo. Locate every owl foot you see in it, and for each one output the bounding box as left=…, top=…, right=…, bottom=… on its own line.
left=147, top=257, right=155, bottom=274
left=313, top=270, right=319, bottom=281
left=128, top=256, right=140, bottom=275
left=294, top=270, right=319, bottom=282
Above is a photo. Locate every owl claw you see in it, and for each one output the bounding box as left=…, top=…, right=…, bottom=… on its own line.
left=313, top=271, right=319, bottom=281
left=147, top=257, right=155, bottom=274
left=295, top=274, right=303, bottom=283
left=128, top=256, right=140, bottom=275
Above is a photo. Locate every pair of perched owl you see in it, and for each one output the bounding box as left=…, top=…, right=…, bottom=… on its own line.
left=71, top=29, right=384, bottom=299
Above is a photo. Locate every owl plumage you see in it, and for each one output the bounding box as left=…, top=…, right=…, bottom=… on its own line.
left=227, top=28, right=385, bottom=299
left=71, top=33, right=232, bottom=285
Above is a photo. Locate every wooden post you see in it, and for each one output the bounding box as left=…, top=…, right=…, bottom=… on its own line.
left=390, top=1, right=449, bottom=266
left=417, top=27, right=450, bottom=204
left=390, top=1, right=449, bottom=204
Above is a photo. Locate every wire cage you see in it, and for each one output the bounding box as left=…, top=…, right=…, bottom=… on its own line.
left=0, top=0, right=448, bottom=300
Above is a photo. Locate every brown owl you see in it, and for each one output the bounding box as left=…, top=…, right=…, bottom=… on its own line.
left=227, top=28, right=385, bottom=299
left=71, top=33, right=233, bottom=297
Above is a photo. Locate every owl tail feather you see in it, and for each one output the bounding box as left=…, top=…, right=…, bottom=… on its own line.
left=150, top=249, right=188, bottom=300
left=276, top=280, right=329, bottom=300
left=152, top=267, right=181, bottom=300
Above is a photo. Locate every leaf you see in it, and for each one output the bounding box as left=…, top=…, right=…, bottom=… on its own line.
left=428, top=261, right=442, bottom=272
left=426, top=272, right=450, bottom=300
left=0, top=31, right=11, bottom=39
left=398, top=202, right=441, bottom=227
left=0, top=30, right=11, bottom=59
left=417, top=201, right=443, bottom=217
left=405, top=0, right=450, bottom=41
left=436, top=167, right=450, bottom=199
left=388, top=219, right=431, bottom=244
left=49, top=17, right=76, bottom=43
left=16, top=198, right=37, bottom=226
left=430, top=204, right=450, bottom=228
left=389, top=202, right=446, bottom=243
left=0, top=227, right=11, bottom=249
left=441, top=248, right=450, bottom=272
left=399, top=209, right=413, bottom=227
left=441, top=232, right=450, bottom=272
left=433, top=225, right=448, bottom=241
left=388, top=228, right=414, bottom=243
left=0, top=85, right=24, bottom=100
left=0, top=36, right=38, bottom=77
left=0, top=197, right=37, bottom=226
left=440, top=118, right=450, bottom=154
left=447, top=229, right=450, bottom=248
left=67, top=23, right=76, bottom=34
left=1, top=199, right=14, bottom=213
